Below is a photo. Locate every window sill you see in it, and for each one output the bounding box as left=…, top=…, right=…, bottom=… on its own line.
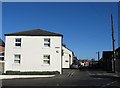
left=13, top=47, right=21, bottom=49
left=42, top=47, right=51, bottom=49
left=41, top=64, right=50, bottom=66
left=12, top=63, right=21, bottom=66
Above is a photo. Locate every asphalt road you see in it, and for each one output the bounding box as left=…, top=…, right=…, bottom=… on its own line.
left=2, top=68, right=120, bottom=88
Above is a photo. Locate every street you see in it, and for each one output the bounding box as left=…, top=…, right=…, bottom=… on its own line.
left=2, top=68, right=120, bottom=88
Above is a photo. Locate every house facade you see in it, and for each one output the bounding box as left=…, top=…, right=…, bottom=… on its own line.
left=62, top=45, right=73, bottom=68
left=79, top=60, right=90, bottom=68
left=0, top=38, right=5, bottom=74
left=72, top=55, right=79, bottom=66
left=0, top=38, right=5, bottom=60
left=102, top=51, right=113, bottom=71
left=4, top=29, right=63, bottom=74
left=116, top=2, right=120, bottom=73
left=115, top=47, right=120, bottom=73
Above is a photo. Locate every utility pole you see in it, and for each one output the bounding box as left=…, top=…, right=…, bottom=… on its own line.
left=111, top=14, right=115, bottom=72
left=96, top=51, right=100, bottom=61
left=96, top=51, right=100, bottom=68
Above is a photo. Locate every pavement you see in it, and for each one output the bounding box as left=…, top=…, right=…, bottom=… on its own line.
left=85, top=69, right=120, bottom=77
left=0, top=79, right=2, bottom=88
left=0, top=69, right=76, bottom=80
left=0, top=75, right=55, bottom=79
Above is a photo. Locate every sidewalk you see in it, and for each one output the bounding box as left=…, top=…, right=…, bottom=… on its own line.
left=0, top=75, right=55, bottom=79
left=99, top=72, right=120, bottom=77
left=85, top=68, right=120, bottom=78
left=96, top=71, right=120, bottom=77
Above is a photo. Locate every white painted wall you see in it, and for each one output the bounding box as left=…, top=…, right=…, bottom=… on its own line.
left=62, top=46, right=73, bottom=68
left=4, top=36, right=62, bottom=74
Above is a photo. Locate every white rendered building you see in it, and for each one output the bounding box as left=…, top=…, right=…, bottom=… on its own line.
left=62, top=45, right=73, bottom=68
left=4, top=29, right=63, bottom=74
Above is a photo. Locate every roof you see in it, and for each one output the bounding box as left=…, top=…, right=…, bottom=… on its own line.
left=0, top=47, right=5, bottom=52
left=5, top=29, right=63, bottom=36
left=62, top=45, right=73, bottom=53
left=115, top=47, right=120, bottom=52
left=0, top=38, right=5, bottom=47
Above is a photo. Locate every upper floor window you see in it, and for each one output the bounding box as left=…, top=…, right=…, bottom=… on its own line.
left=14, top=54, right=21, bottom=64
left=15, top=38, right=21, bottom=47
left=0, top=52, right=4, bottom=60
left=44, top=38, right=50, bottom=47
left=62, top=50, right=64, bottom=56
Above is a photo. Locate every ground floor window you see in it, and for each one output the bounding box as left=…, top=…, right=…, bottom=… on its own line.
left=14, top=54, right=21, bottom=64
left=43, top=55, right=50, bottom=65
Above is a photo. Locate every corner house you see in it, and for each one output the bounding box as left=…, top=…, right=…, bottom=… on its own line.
left=4, top=29, right=63, bottom=74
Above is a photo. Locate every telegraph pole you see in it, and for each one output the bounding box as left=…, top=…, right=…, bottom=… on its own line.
left=96, top=51, right=100, bottom=67
left=111, top=14, right=115, bottom=72
left=96, top=51, right=100, bottom=61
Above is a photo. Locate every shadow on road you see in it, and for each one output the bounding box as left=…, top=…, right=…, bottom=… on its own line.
left=82, top=68, right=120, bottom=81
left=90, top=74, right=119, bottom=79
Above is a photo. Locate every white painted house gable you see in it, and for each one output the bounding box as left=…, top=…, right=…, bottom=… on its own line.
left=62, top=46, right=73, bottom=68
left=4, top=29, right=63, bottom=74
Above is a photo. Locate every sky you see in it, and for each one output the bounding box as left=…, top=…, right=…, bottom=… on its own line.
left=118, top=2, right=120, bottom=47
left=1, top=2, right=119, bottom=60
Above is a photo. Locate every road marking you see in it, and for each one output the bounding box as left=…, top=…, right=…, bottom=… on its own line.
left=93, top=78, right=103, bottom=79
left=85, top=69, right=104, bottom=80
left=101, top=81, right=117, bottom=88
left=85, top=69, right=94, bottom=75
left=56, top=83, right=60, bottom=86
left=69, top=70, right=75, bottom=77
left=66, top=69, right=75, bottom=77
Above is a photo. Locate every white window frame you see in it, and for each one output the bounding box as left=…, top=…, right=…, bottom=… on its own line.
left=15, top=38, right=21, bottom=47
left=0, top=52, right=4, bottom=57
left=0, top=52, right=4, bottom=60
left=14, top=54, right=21, bottom=64
left=44, top=38, right=50, bottom=47
left=43, top=55, right=50, bottom=65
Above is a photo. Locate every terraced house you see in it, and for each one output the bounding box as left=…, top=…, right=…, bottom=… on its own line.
left=4, top=29, right=63, bottom=74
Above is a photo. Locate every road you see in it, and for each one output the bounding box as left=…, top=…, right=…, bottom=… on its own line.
left=2, top=68, right=120, bottom=88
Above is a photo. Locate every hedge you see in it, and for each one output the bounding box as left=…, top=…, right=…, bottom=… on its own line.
left=3, top=71, right=60, bottom=75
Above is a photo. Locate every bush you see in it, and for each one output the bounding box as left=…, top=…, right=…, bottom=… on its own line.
left=6, top=71, right=21, bottom=75
left=4, top=71, right=60, bottom=75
